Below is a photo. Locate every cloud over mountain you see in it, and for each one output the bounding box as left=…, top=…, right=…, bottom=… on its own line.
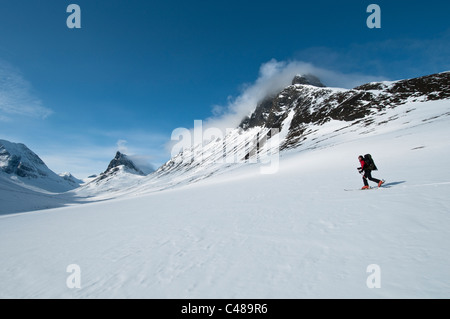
left=203, top=59, right=387, bottom=132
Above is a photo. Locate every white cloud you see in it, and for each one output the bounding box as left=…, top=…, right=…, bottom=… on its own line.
left=116, top=139, right=128, bottom=153
left=166, top=59, right=387, bottom=156
left=126, top=155, right=155, bottom=174
left=0, top=60, right=53, bottom=121
left=116, top=138, right=156, bottom=174
left=202, top=59, right=387, bottom=132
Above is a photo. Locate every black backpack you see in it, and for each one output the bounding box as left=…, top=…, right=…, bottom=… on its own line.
left=364, top=154, right=378, bottom=171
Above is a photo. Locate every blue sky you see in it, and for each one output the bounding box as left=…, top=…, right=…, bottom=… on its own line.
left=1, top=0, right=449, bottom=178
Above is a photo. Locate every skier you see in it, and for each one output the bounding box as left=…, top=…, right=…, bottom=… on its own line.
left=358, top=155, right=384, bottom=190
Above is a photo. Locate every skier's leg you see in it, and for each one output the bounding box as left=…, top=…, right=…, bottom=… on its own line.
left=370, top=176, right=381, bottom=184
left=366, top=170, right=380, bottom=184
left=362, top=173, right=369, bottom=187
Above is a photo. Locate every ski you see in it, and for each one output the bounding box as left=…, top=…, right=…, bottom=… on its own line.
left=344, top=187, right=376, bottom=191
left=344, top=185, right=390, bottom=191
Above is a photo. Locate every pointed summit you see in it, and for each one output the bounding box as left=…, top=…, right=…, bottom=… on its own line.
left=104, top=151, right=145, bottom=175
left=291, top=74, right=325, bottom=87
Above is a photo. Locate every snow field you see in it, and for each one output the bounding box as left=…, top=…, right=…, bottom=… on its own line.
left=1, top=110, right=449, bottom=298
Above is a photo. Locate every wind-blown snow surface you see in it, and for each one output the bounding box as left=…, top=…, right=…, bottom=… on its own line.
left=1, top=102, right=450, bottom=298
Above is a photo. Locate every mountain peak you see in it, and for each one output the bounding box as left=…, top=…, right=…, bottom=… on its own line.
left=0, top=139, right=80, bottom=192
left=104, top=151, right=145, bottom=176
left=1, top=139, right=49, bottom=178
left=239, top=71, right=449, bottom=150
left=291, top=74, right=325, bottom=87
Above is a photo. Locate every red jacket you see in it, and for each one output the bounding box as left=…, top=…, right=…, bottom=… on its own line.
left=359, top=159, right=367, bottom=170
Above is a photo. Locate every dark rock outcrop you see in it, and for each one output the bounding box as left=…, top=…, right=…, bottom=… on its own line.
left=104, top=151, right=145, bottom=175
left=240, top=71, right=450, bottom=150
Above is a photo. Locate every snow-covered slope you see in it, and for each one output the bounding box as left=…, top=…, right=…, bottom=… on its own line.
left=0, top=72, right=449, bottom=298
left=0, top=174, right=84, bottom=215
left=75, top=71, right=450, bottom=199
left=59, top=172, right=84, bottom=186
left=0, top=140, right=84, bottom=214
left=0, top=105, right=449, bottom=298
left=76, top=151, right=149, bottom=198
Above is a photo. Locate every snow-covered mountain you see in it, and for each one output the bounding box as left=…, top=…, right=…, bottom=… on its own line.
left=105, top=151, right=146, bottom=175
left=0, top=139, right=81, bottom=192
left=0, top=139, right=85, bottom=214
left=1, top=71, right=450, bottom=298
left=59, top=172, right=84, bottom=186
left=77, top=151, right=149, bottom=197
left=95, top=151, right=147, bottom=182
left=241, top=71, right=450, bottom=150
left=137, top=71, right=450, bottom=192
left=4, top=71, right=450, bottom=203
left=70, top=71, right=450, bottom=200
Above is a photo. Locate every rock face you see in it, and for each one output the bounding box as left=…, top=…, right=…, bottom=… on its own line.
left=0, top=140, right=48, bottom=178
left=93, top=151, right=146, bottom=183
left=0, top=139, right=81, bottom=192
left=104, top=151, right=145, bottom=175
left=154, top=71, right=450, bottom=180
left=240, top=74, right=326, bottom=130
left=240, top=71, right=450, bottom=150
left=291, top=74, right=326, bottom=87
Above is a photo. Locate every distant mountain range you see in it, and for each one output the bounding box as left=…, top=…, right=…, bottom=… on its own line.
left=154, top=71, right=450, bottom=179
left=0, top=141, right=152, bottom=214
